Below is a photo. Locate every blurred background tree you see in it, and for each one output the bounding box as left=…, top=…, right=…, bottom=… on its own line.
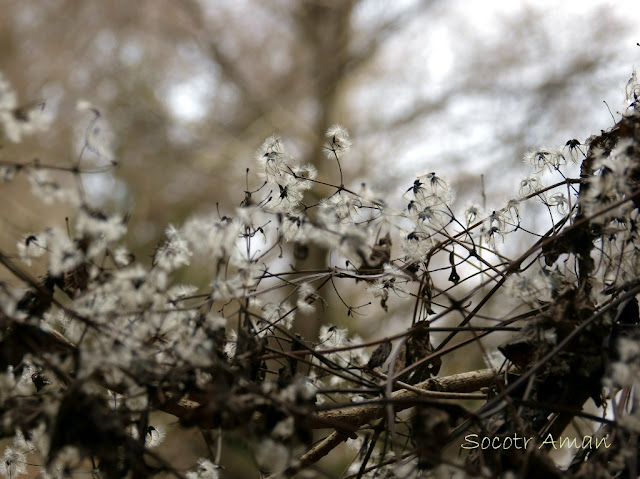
left=0, top=0, right=637, bottom=344
left=1, top=1, right=638, bottom=476
left=0, top=0, right=635, bottom=373
left=1, top=0, right=635, bottom=248
left=0, top=0, right=636, bottom=342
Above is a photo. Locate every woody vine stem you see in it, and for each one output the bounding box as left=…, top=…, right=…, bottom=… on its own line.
left=1, top=69, right=640, bottom=479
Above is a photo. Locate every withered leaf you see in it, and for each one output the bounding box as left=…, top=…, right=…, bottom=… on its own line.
left=367, top=341, right=392, bottom=369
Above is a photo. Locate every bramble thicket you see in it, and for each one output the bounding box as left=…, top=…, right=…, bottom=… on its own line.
left=2, top=68, right=640, bottom=478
